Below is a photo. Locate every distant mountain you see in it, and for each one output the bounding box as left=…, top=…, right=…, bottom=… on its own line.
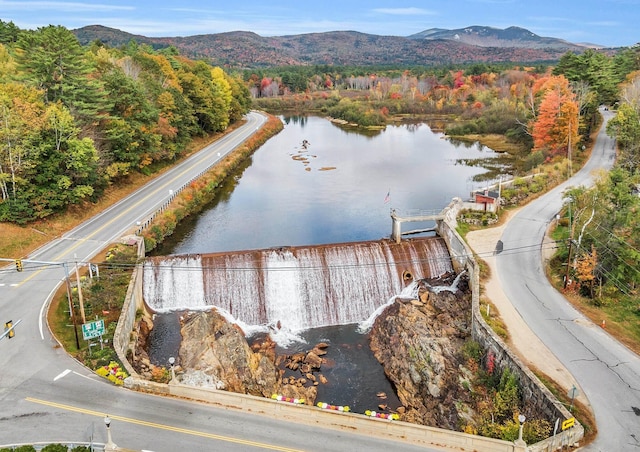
left=72, top=25, right=597, bottom=68
left=409, top=25, right=600, bottom=50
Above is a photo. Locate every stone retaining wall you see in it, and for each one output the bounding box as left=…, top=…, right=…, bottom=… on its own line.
left=436, top=200, right=584, bottom=451
left=112, top=236, right=145, bottom=378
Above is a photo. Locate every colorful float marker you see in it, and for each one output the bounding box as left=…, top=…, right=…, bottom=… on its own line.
left=316, top=402, right=350, bottom=412
left=271, top=394, right=305, bottom=404
left=365, top=410, right=399, bottom=420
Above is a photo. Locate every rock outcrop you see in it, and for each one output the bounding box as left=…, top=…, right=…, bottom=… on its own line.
left=131, top=272, right=475, bottom=426
left=129, top=314, right=156, bottom=379
left=175, top=310, right=326, bottom=404
left=369, top=274, right=472, bottom=429
left=178, top=310, right=279, bottom=397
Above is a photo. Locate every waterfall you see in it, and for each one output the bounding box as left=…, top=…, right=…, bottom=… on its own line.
left=143, top=237, right=453, bottom=332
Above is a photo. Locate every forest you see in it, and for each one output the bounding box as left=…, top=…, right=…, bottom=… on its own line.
left=2, top=18, right=640, bottom=315
left=0, top=21, right=251, bottom=224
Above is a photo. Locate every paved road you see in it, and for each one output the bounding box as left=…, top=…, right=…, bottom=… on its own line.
left=497, top=109, right=640, bottom=450
left=0, top=112, right=440, bottom=452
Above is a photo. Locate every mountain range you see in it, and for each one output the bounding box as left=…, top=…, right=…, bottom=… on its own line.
left=72, top=25, right=604, bottom=68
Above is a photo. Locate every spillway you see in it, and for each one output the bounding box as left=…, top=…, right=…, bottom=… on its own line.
left=143, top=237, right=453, bottom=331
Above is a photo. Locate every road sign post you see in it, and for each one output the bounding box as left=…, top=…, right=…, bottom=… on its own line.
left=82, top=319, right=105, bottom=341
left=567, top=385, right=579, bottom=412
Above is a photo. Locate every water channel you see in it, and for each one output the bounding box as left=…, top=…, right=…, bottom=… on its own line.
left=148, top=114, right=504, bottom=412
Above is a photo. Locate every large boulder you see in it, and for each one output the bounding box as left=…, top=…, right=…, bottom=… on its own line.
left=369, top=276, right=472, bottom=430
left=175, top=310, right=326, bottom=404
left=178, top=310, right=280, bottom=397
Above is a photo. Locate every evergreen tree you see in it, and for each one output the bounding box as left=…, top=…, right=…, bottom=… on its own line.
left=15, top=25, right=106, bottom=123
left=0, top=20, right=20, bottom=44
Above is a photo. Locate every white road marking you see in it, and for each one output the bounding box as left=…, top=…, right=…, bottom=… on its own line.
left=54, top=369, right=72, bottom=381
left=73, top=371, right=98, bottom=381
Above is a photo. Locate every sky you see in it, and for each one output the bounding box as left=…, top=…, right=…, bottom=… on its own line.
left=1, top=0, right=638, bottom=48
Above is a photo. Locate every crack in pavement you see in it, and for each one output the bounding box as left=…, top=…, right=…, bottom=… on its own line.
left=524, top=282, right=552, bottom=311
left=554, top=317, right=640, bottom=393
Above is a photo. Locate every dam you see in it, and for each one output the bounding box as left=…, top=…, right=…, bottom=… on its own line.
left=143, top=236, right=454, bottom=332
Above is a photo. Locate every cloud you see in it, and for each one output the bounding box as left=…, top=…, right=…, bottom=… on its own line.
left=372, top=7, right=436, bottom=16
left=0, top=0, right=133, bottom=12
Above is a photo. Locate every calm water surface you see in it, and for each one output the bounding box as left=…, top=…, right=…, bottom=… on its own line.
left=157, top=115, right=501, bottom=255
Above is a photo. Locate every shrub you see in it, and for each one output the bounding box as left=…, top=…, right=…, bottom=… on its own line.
left=151, top=366, right=171, bottom=383
left=524, top=151, right=544, bottom=171
left=461, top=340, right=483, bottom=361
left=41, top=445, right=68, bottom=452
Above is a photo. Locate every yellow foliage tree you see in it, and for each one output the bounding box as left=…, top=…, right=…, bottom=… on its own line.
left=575, top=245, right=598, bottom=298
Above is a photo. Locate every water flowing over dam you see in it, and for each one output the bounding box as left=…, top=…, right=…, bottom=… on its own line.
left=143, top=237, right=453, bottom=332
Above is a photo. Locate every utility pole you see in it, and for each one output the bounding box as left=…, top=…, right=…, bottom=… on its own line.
left=63, top=262, right=81, bottom=350
left=564, top=238, right=573, bottom=289
left=74, top=262, right=86, bottom=324
left=564, top=198, right=574, bottom=290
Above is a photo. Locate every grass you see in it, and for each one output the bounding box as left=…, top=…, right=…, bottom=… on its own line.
left=47, top=243, right=138, bottom=366
left=479, top=298, right=509, bottom=341
left=454, top=133, right=524, bottom=154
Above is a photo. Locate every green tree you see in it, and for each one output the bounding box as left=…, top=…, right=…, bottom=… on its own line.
left=25, top=103, right=99, bottom=217
left=614, top=47, right=640, bottom=82
left=15, top=25, right=105, bottom=122
left=0, top=44, right=17, bottom=83
left=101, top=66, right=161, bottom=170
left=179, top=61, right=232, bottom=134
left=0, top=83, right=45, bottom=208
left=226, top=73, right=252, bottom=123
left=0, top=19, right=20, bottom=44
left=553, top=49, right=618, bottom=105
left=607, top=103, right=640, bottom=171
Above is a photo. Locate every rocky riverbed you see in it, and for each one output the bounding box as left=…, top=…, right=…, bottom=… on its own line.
left=131, top=272, right=477, bottom=427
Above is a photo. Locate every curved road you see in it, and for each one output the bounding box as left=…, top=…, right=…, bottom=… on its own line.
left=497, top=109, right=640, bottom=450
left=0, top=112, right=438, bottom=452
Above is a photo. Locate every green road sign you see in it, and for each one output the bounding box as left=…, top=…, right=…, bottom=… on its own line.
left=82, top=319, right=105, bottom=340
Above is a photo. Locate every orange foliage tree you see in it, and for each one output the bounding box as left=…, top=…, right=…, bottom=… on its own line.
left=530, top=75, right=580, bottom=158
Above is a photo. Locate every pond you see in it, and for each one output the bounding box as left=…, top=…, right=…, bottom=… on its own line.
left=154, top=115, right=504, bottom=255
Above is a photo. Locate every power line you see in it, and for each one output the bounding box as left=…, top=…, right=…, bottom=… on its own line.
left=0, top=235, right=566, bottom=277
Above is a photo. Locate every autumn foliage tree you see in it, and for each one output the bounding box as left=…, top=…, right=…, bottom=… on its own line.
left=530, top=75, right=580, bottom=159
left=0, top=23, right=251, bottom=223
left=575, top=245, right=597, bottom=298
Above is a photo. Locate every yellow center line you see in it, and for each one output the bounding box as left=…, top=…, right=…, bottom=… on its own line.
left=26, top=397, right=303, bottom=452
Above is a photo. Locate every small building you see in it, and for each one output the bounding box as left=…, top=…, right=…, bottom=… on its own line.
left=472, top=189, right=500, bottom=212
